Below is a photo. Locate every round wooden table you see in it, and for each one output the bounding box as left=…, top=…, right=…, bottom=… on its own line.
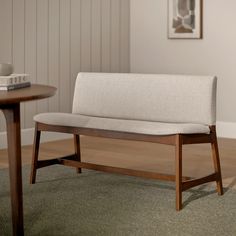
left=0, top=84, right=56, bottom=236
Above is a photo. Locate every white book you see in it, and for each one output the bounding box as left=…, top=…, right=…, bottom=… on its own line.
left=0, top=82, right=31, bottom=91
left=0, top=74, right=29, bottom=85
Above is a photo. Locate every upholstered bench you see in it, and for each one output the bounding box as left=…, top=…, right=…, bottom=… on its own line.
left=30, top=73, right=223, bottom=210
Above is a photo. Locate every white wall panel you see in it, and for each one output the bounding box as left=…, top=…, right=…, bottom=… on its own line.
left=0, top=0, right=12, bottom=131
left=36, top=0, right=49, bottom=115
left=91, top=0, right=102, bottom=72
left=0, top=0, right=130, bottom=132
left=25, top=0, right=37, bottom=128
left=59, top=0, right=71, bottom=113
left=48, top=0, right=60, bottom=112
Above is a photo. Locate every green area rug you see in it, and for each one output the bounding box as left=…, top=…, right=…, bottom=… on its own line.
left=0, top=165, right=236, bottom=236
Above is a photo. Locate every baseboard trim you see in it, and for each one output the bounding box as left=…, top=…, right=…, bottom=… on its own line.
left=216, top=121, right=236, bottom=139
left=0, top=121, right=235, bottom=149
left=0, top=128, right=72, bottom=149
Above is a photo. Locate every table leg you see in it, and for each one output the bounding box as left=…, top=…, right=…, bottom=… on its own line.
left=2, top=103, right=24, bottom=236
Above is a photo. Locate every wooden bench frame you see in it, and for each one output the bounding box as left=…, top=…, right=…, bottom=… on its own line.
left=30, top=122, right=223, bottom=210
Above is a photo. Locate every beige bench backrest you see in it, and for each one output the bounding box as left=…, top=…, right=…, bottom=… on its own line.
left=72, top=73, right=217, bottom=125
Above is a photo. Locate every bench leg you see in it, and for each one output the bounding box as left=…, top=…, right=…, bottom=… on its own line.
left=74, top=134, right=82, bottom=174
left=175, top=134, right=183, bottom=211
left=30, top=124, right=41, bottom=184
left=211, top=133, right=223, bottom=195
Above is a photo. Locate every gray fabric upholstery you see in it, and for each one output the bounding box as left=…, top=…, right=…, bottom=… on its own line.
left=34, top=113, right=210, bottom=135
left=72, top=73, right=217, bottom=125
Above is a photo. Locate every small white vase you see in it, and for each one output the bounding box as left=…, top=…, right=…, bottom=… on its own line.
left=0, top=63, right=14, bottom=76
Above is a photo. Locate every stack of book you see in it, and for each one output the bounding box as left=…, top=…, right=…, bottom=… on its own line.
left=0, top=74, right=31, bottom=91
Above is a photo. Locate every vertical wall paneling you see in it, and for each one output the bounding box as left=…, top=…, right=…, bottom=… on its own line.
left=59, top=0, right=71, bottom=113
left=48, top=0, right=60, bottom=112
left=0, top=0, right=12, bottom=131
left=0, top=0, right=12, bottom=63
left=120, top=0, right=130, bottom=72
left=110, top=0, right=120, bottom=72
left=91, top=0, right=101, bottom=72
left=70, top=0, right=81, bottom=104
left=25, top=0, right=37, bottom=128
left=0, top=0, right=130, bottom=135
left=37, top=0, right=49, bottom=114
left=12, top=0, right=25, bottom=128
left=81, top=0, right=92, bottom=72
left=101, top=0, right=111, bottom=72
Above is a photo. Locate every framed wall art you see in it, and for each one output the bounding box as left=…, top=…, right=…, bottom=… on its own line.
left=168, top=0, right=203, bottom=39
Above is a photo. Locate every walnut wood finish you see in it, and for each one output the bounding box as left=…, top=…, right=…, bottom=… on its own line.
left=74, top=135, right=82, bottom=174
left=37, top=123, right=176, bottom=145
left=34, top=154, right=191, bottom=181
left=2, top=104, right=23, bottom=236
left=175, top=134, right=182, bottom=210
left=30, top=124, right=41, bottom=184
left=0, top=84, right=56, bottom=236
left=31, top=122, right=223, bottom=211
left=0, top=84, right=56, bottom=105
left=182, top=173, right=218, bottom=191
left=210, top=126, right=224, bottom=195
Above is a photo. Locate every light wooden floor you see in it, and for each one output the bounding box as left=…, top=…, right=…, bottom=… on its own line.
left=0, top=136, right=236, bottom=189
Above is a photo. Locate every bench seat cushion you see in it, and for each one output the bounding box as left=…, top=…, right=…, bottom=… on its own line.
left=34, top=113, right=210, bottom=135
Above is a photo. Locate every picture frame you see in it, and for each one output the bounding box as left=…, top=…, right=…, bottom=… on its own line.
left=168, top=0, right=203, bottom=39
